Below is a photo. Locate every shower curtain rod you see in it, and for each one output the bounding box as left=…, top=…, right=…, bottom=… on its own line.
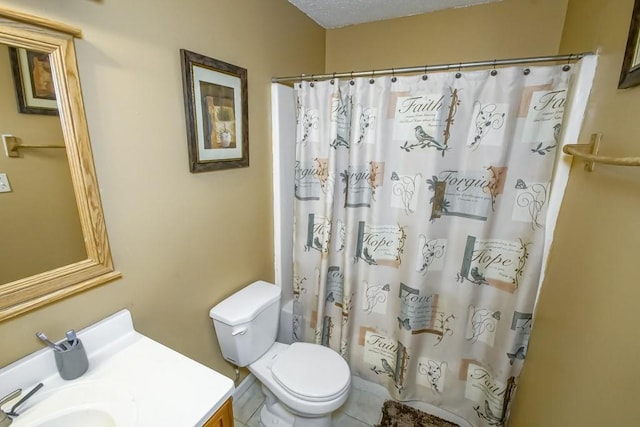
left=271, top=52, right=593, bottom=83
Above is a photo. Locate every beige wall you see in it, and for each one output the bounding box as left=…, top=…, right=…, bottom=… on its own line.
left=0, top=0, right=325, bottom=381
left=510, top=0, right=640, bottom=425
left=325, top=0, right=568, bottom=72
left=0, top=44, right=85, bottom=284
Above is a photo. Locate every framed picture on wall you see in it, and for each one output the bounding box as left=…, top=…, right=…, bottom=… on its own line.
left=8, top=47, right=58, bottom=115
left=619, top=0, right=640, bottom=88
left=180, top=49, right=249, bottom=172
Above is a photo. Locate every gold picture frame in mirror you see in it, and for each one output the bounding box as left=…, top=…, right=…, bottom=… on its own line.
left=0, top=7, right=121, bottom=321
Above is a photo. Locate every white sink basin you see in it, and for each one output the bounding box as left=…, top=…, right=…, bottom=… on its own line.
left=11, top=381, right=137, bottom=427
left=26, top=408, right=115, bottom=427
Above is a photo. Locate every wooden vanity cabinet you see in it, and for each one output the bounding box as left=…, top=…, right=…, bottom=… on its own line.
left=203, top=397, right=234, bottom=427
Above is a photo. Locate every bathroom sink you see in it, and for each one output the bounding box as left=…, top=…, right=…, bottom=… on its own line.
left=0, top=310, right=234, bottom=426
left=11, top=381, right=137, bottom=427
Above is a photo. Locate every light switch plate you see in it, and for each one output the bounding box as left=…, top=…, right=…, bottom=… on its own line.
left=0, top=173, right=12, bottom=193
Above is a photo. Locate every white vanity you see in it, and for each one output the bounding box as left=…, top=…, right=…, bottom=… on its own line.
left=0, top=310, right=234, bottom=426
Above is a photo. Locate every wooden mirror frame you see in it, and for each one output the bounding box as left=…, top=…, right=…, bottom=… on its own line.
left=0, top=7, right=121, bottom=321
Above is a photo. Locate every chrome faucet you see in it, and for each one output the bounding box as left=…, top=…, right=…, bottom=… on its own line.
left=0, top=383, right=44, bottom=426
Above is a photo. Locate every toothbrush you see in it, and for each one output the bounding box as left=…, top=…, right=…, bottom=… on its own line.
left=36, top=332, right=66, bottom=352
left=65, top=329, right=78, bottom=347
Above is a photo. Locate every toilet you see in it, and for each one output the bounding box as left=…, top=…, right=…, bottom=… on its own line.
left=209, top=280, right=351, bottom=427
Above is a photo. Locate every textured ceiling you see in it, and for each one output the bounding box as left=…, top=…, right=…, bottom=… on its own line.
left=289, top=0, right=501, bottom=29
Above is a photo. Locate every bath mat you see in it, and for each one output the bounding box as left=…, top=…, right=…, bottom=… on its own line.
left=376, top=400, right=460, bottom=427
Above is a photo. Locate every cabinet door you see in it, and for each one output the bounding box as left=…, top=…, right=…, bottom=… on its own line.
left=203, top=397, right=234, bottom=427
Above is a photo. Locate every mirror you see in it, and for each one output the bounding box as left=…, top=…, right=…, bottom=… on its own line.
left=0, top=44, right=87, bottom=284
left=0, top=7, right=121, bottom=321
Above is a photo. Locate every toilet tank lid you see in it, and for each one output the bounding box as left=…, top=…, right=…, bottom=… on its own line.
left=209, top=281, right=281, bottom=325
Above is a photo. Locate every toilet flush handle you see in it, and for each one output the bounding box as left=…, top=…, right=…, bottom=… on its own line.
left=231, top=328, right=247, bottom=336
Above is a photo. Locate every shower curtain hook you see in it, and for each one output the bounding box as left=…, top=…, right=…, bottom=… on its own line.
left=370, top=70, right=375, bottom=84
left=563, top=54, right=573, bottom=72
left=422, top=65, right=428, bottom=80
left=491, top=59, right=498, bottom=76
left=310, top=74, right=315, bottom=87
left=391, top=68, right=397, bottom=83
left=455, top=62, right=462, bottom=78
left=330, top=72, right=336, bottom=85
left=350, top=71, right=355, bottom=85
left=299, top=74, right=303, bottom=88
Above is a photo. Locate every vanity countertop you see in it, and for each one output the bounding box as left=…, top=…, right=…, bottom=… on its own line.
left=0, top=309, right=234, bottom=426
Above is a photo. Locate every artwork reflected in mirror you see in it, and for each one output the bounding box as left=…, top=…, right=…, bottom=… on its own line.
left=8, top=47, right=58, bottom=115
left=0, top=42, right=87, bottom=284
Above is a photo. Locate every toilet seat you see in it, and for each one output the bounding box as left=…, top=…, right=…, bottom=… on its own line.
left=271, top=342, right=350, bottom=402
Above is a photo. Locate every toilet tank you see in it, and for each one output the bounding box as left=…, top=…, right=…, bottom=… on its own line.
left=209, top=281, right=281, bottom=367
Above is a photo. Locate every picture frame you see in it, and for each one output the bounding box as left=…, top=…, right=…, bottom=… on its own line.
left=619, top=0, right=640, bottom=88
left=180, top=49, right=249, bottom=172
left=8, top=47, right=58, bottom=115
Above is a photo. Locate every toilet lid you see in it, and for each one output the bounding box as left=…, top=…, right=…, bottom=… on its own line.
left=271, top=342, right=350, bottom=402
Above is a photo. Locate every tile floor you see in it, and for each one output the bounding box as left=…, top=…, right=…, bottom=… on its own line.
left=232, top=376, right=386, bottom=427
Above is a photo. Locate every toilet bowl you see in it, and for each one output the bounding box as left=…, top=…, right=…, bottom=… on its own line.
left=251, top=342, right=350, bottom=426
left=209, top=281, right=351, bottom=427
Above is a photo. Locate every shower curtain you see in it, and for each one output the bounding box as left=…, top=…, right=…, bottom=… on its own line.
left=290, top=60, right=593, bottom=426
